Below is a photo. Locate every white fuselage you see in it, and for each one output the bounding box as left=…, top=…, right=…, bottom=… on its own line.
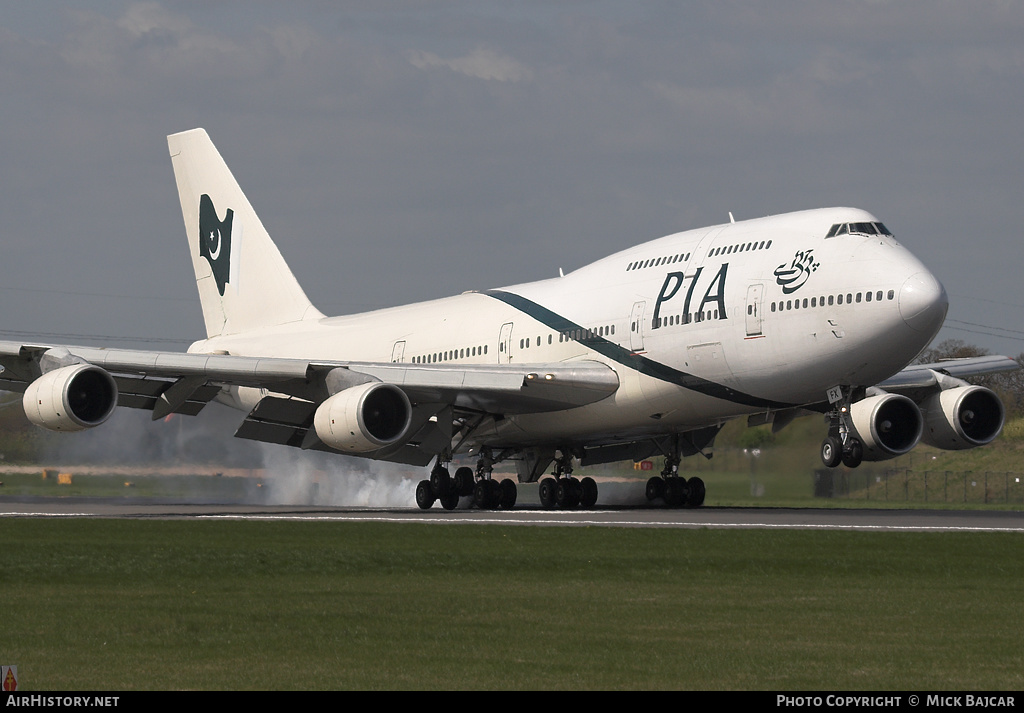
left=193, top=207, right=948, bottom=451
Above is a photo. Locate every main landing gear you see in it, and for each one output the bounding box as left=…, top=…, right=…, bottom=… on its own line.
left=644, top=450, right=705, bottom=508
left=820, top=388, right=863, bottom=469
left=537, top=449, right=598, bottom=509
left=415, top=450, right=519, bottom=511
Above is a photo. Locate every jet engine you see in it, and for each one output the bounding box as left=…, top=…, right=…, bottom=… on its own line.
left=849, top=393, right=923, bottom=461
left=313, top=382, right=412, bottom=453
left=920, top=385, right=1004, bottom=450
left=23, top=363, right=119, bottom=432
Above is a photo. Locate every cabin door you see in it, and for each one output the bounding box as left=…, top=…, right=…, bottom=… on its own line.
left=391, top=340, right=406, bottom=363
left=498, top=322, right=514, bottom=363
left=745, top=284, right=764, bottom=336
left=629, top=301, right=646, bottom=352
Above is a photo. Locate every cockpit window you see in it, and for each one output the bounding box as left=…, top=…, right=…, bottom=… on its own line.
left=825, top=222, right=893, bottom=238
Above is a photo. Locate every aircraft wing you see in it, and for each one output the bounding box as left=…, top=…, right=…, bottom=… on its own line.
left=0, top=340, right=620, bottom=465
left=877, top=355, right=1019, bottom=392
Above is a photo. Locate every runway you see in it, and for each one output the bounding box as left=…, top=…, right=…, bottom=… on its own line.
left=2, top=497, right=1022, bottom=532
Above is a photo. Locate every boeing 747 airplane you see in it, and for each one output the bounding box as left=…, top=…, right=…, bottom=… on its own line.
left=0, top=129, right=1016, bottom=509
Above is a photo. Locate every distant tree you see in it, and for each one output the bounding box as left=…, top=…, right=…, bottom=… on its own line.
left=0, top=394, right=44, bottom=463
left=914, top=338, right=988, bottom=364
left=737, top=425, right=775, bottom=450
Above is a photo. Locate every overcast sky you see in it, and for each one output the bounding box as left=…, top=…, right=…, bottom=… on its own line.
left=0, top=1, right=1022, bottom=357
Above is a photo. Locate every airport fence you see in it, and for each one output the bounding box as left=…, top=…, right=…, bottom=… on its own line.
left=814, top=469, right=1024, bottom=505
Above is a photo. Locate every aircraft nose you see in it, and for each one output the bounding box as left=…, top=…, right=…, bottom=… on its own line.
left=899, top=271, right=948, bottom=333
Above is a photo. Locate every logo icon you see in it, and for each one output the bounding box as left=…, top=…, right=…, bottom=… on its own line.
left=3, top=665, right=17, bottom=691
left=774, top=249, right=820, bottom=294
left=199, top=194, right=234, bottom=296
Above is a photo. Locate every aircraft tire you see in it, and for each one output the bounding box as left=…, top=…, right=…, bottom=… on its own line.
left=646, top=477, right=665, bottom=501
left=539, top=478, right=557, bottom=508
left=430, top=466, right=451, bottom=496
left=580, top=477, right=598, bottom=508
left=664, top=477, right=689, bottom=508
left=820, top=436, right=843, bottom=468
left=453, top=467, right=475, bottom=496
left=687, top=476, right=706, bottom=507
left=473, top=480, right=497, bottom=509
left=416, top=480, right=436, bottom=510
left=499, top=479, right=518, bottom=509
left=440, top=492, right=460, bottom=510
left=841, top=439, right=864, bottom=468
left=556, top=477, right=580, bottom=508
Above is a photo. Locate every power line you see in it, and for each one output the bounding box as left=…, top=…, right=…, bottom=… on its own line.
left=0, top=285, right=194, bottom=303
left=0, top=329, right=193, bottom=346
left=943, top=324, right=1024, bottom=344
left=945, top=319, right=1024, bottom=337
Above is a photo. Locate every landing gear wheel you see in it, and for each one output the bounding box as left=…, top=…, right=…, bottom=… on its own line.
left=499, top=479, right=518, bottom=509
left=555, top=477, right=580, bottom=508
left=473, top=480, right=501, bottom=509
left=440, top=492, right=460, bottom=510
left=820, top=436, right=842, bottom=468
left=415, top=480, right=436, bottom=510
left=539, top=477, right=557, bottom=509
left=841, top=438, right=864, bottom=468
left=646, top=477, right=666, bottom=501
left=453, top=467, right=475, bottom=496
left=579, top=477, right=598, bottom=508
left=687, top=476, right=706, bottom=507
left=430, top=466, right=451, bottom=496
left=664, top=478, right=689, bottom=508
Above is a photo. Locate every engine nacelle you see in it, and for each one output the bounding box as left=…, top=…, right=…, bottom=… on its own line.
left=23, top=364, right=118, bottom=432
left=920, top=385, right=1004, bottom=450
left=313, top=382, right=412, bottom=453
left=849, top=393, right=923, bottom=461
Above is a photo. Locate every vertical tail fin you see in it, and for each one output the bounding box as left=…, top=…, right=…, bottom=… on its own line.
left=167, top=128, right=323, bottom=338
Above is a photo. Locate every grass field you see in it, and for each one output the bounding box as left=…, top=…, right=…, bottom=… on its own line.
left=2, top=519, right=1022, bottom=690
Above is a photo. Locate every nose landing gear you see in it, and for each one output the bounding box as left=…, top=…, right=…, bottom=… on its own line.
left=821, top=387, right=863, bottom=469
